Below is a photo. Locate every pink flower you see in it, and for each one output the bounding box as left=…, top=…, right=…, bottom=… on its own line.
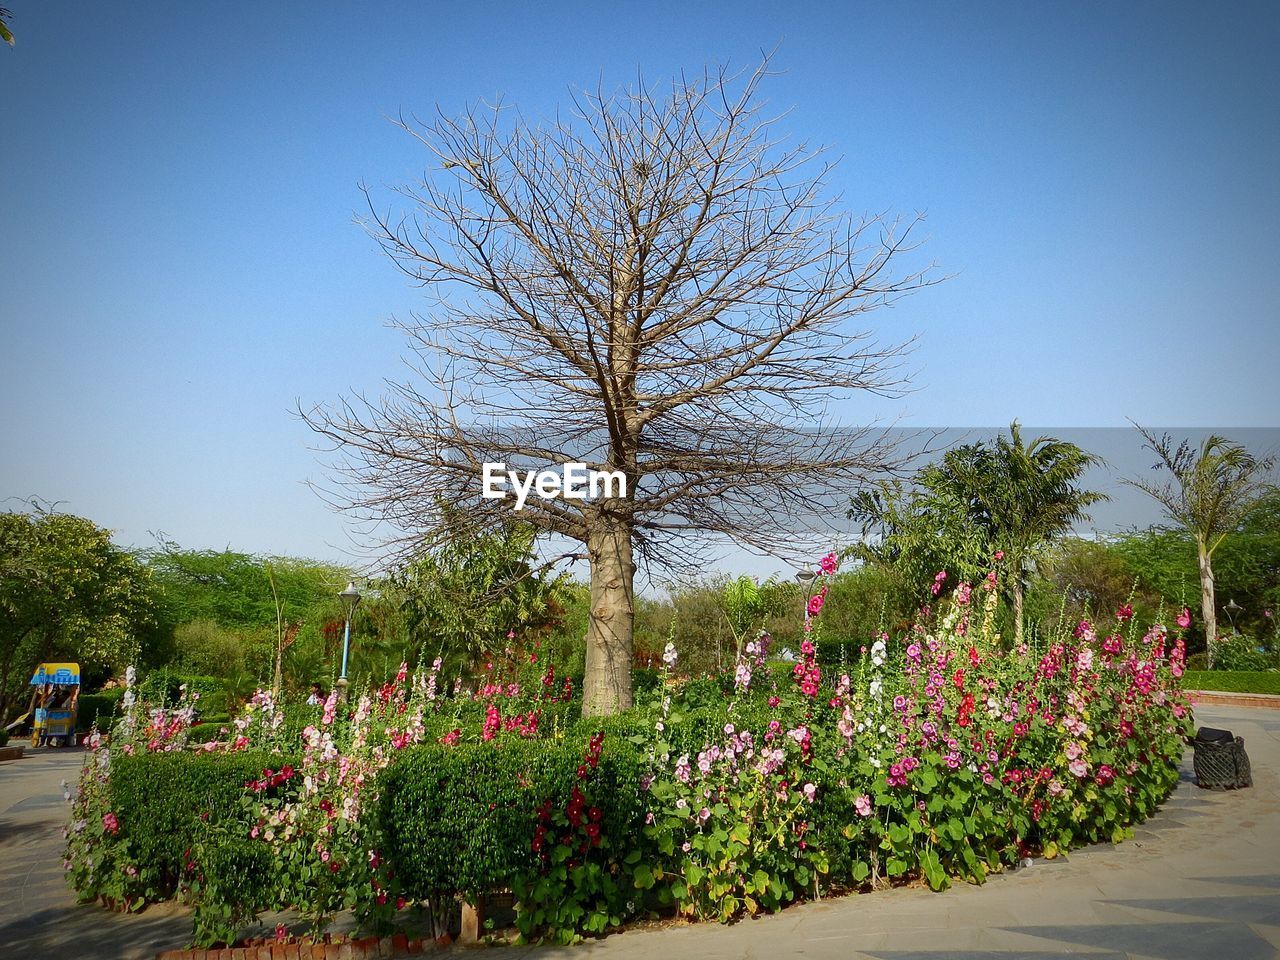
left=819, top=552, right=838, bottom=575
left=807, top=588, right=827, bottom=617
left=102, top=812, right=119, bottom=835
left=1068, top=759, right=1088, bottom=778
left=854, top=794, right=873, bottom=817
left=1176, top=607, right=1192, bottom=629
left=994, top=551, right=1004, bottom=561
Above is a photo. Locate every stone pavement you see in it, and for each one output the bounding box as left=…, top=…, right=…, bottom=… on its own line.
left=3, top=706, right=1280, bottom=960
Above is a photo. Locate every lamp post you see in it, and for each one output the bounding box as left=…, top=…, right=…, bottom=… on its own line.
left=337, top=582, right=361, bottom=700
left=795, top=569, right=817, bottom=633
left=1224, top=598, right=1243, bottom=634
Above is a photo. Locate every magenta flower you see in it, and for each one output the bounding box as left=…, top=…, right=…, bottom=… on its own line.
left=1176, top=607, right=1192, bottom=629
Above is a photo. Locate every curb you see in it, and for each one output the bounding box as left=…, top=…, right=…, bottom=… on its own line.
left=157, top=933, right=445, bottom=960
left=1189, top=690, right=1280, bottom=710
left=0, top=745, right=26, bottom=762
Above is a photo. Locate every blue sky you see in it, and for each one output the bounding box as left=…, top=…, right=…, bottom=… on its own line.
left=2, top=1, right=1278, bottom=573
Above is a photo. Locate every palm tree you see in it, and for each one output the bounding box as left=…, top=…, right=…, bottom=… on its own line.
left=853, top=421, right=1105, bottom=645
left=932, top=422, right=1105, bottom=645
left=1, top=8, right=14, bottom=48
left=1124, top=428, right=1276, bottom=666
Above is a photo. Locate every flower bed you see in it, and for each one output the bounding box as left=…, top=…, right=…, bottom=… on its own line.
left=68, top=558, right=1192, bottom=947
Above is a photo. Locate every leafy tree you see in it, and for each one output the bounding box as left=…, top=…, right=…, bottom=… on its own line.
left=0, top=508, right=153, bottom=718
left=1, top=7, right=13, bottom=48
left=305, top=59, right=927, bottom=715
left=853, top=422, right=1104, bottom=644
left=144, top=545, right=352, bottom=690
left=1124, top=428, right=1277, bottom=665
left=719, top=576, right=786, bottom=659
left=384, top=515, right=568, bottom=674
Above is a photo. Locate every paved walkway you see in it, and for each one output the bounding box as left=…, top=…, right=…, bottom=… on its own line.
left=3, top=706, right=1279, bottom=959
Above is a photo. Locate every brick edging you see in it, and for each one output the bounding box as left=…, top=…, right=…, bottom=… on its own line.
left=1188, top=690, right=1280, bottom=710
left=157, top=933, right=447, bottom=959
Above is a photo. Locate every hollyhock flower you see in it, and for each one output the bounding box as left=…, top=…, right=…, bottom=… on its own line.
left=854, top=794, right=873, bottom=817
left=1069, top=759, right=1089, bottom=778
left=101, top=812, right=119, bottom=835
left=807, top=588, right=827, bottom=617
left=802, top=782, right=817, bottom=802
left=662, top=642, right=679, bottom=668
left=1116, top=603, right=1134, bottom=622
left=1177, top=608, right=1192, bottom=629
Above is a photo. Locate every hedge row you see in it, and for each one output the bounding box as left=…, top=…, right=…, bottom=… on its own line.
left=1182, top=670, right=1280, bottom=694
left=77, top=690, right=124, bottom=731
left=110, top=750, right=273, bottom=895
left=378, top=735, right=647, bottom=905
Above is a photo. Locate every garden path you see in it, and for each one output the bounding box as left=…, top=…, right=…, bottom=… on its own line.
left=2, top=704, right=1279, bottom=960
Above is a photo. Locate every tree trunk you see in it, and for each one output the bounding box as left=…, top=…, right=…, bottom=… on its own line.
left=1198, top=538, right=1217, bottom=668
left=1012, top=577, right=1025, bottom=648
left=582, top=513, right=635, bottom=717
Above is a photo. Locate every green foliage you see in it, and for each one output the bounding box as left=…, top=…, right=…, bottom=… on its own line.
left=77, top=689, right=124, bottom=732
left=719, top=576, right=786, bottom=658
left=1181, top=670, right=1280, bottom=693
left=383, top=514, right=569, bottom=672
left=851, top=422, right=1104, bottom=642
left=1207, top=635, right=1275, bottom=672
left=378, top=732, right=648, bottom=943
left=137, top=669, right=228, bottom=717
left=108, top=751, right=270, bottom=895
left=0, top=507, right=154, bottom=718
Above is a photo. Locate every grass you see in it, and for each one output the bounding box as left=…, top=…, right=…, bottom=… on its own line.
left=1182, top=670, right=1280, bottom=695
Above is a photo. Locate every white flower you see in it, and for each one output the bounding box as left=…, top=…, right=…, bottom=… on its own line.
left=662, top=642, right=679, bottom=667
left=869, top=679, right=883, bottom=698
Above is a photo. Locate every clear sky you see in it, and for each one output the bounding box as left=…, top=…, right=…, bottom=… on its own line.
left=2, top=1, right=1278, bottom=573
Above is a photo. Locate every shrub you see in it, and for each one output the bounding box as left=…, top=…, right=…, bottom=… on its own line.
left=1209, top=634, right=1275, bottom=672
left=108, top=751, right=271, bottom=895
left=77, top=690, right=124, bottom=732
left=138, top=670, right=228, bottom=717
left=378, top=731, right=648, bottom=942
left=1182, top=670, right=1280, bottom=694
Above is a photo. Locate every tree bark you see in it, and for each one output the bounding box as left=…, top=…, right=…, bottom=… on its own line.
left=1012, top=576, right=1025, bottom=648
left=582, top=513, right=635, bottom=717
left=1198, top=538, right=1217, bottom=668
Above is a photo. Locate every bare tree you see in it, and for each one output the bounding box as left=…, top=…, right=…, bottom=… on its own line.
left=1124, top=426, right=1276, bottom=665
left=305, top=60, right=933, bottom=715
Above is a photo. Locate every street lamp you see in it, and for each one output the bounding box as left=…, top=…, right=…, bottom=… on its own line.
left=337, top=582, right=362, bottom=699
left=795, top=569, right=817, bottom=632
left=1224, top=598, right=1243, bottom=633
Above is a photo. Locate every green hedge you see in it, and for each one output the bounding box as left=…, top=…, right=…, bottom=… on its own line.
left=377, top=733, right=648, bottom=905
left=138, top=670, right=228, bottom=718
left=77, top=690, right=124, bottom=731
left=1183, top=670, right=1280, bottom=694
left=110, top=750, right=272, bottom=894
